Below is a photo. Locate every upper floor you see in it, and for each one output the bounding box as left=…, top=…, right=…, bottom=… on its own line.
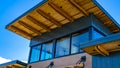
left=28, top=14, right=113, bottom=63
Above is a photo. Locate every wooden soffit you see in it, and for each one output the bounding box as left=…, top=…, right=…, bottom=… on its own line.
left=6, top=0, right=120, bottom=39
left=1, top=64, right=26, bottom=68
left=82, top=40, right=120, bottom=56
left=81, top=33, right=120, bottom=56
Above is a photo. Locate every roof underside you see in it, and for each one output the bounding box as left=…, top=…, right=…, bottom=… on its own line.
left=81, top=32, right=120, bottom=56
left=0, top=60, right=27, bottom=68
left=6, top=0, right=120, bottom=39
left=1, top=64, right=26, bottom=68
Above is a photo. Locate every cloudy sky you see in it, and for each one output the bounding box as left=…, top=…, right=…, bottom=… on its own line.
left=0, top=57, right=11, bottom=64
left=0, top=0, right=120, bottom=64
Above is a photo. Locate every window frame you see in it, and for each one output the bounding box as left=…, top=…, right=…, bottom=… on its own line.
left=55, top=35, right=71, bottom=58
left=28, top=27, right=106, bottom=63
left=40, top=41, right=54, bottom=60
left=29, top=44, right=41, bottom=63
left=70, top=28, right=90, bottom=54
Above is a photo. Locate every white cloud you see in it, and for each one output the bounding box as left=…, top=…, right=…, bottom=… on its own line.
left=21, top=60, right=28, bottom=63
left=0, top=57, right=28, bottom=65
left=0, top=57, right=11, bottom=64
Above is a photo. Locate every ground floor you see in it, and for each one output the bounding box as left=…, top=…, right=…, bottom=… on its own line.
left=27, top=53, right=91, bottom=68
left=27, top=51, right=120, bottom=68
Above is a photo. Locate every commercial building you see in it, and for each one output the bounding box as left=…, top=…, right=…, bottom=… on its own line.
left=6, top=0, right=120, bottom=68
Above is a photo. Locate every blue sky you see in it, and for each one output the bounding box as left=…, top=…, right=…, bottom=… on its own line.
left=0, top=0, right=120, bottom=64
left=0, top=0, right=43, bottom=63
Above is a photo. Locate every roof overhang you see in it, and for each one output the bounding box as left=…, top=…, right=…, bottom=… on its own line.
left=81, top=33, right=120, bottom=56
left=0, top=60, right=27, bottom=68
left=6, top=0, right=120, bottom=39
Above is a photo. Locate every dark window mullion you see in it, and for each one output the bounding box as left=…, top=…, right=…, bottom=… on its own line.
left=53, top=39, right=56, bottom=58
left=39, top=44, right=43, bottom=61
left=28, top=47, right=32, bottom=63
left=69, top=34, right=72, bottom=55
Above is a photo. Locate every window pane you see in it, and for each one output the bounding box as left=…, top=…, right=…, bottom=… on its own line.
left=41, top=41, right=53, bottom=60
left=71, top=30, right=89, bottom=54
left=55, top=36, right=70, bottom=57
left=92, top=28, right=104, bottom=40
left=30, top=45, right=41, bottom=63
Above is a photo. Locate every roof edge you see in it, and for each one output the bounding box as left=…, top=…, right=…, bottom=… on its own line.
left=5, top=0, right=48, bottom=29
left=92, top=0, right=120, bottom=28
left=0, top=60, right=27, bottom=67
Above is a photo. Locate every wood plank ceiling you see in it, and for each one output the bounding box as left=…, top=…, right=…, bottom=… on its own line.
left=2, top=64, right=26, bottom=68
left=82, top=40, right=120, bottom=56
left=6, top=0, right=120, bottom=39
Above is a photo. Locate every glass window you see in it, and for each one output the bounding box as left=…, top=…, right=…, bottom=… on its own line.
left=55, top=36, right=70, bottom=57
left=71, top=30, right=89, bottom=54
left=92, top=28, right=104, bottom=40
left=29, top=45, right=41, bottom=63
left=41, top=41, right=53, bottom=60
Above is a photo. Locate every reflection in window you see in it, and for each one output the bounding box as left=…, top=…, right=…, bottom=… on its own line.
left=41, top=41, right=53, bottom=60
left=55, top=36, right=70, bottom=57
left=92, top=28, right=104, bottom=40
left=71, top=30, right=89, bottom=54
left=30, top=45, right=41, bottom=63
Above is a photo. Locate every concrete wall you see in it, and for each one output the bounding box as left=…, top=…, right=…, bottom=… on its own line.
left=27, top=53, right=92, bottom=68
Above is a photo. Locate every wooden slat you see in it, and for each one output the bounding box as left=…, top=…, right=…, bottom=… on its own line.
left=18, top=21, right=41, bottom=35
left=11, top=26, right=33, bottom=38
left=26, top=15, right=51, bottom=32
left=12, top=65, right=24, bottom=68
left=6, top=66, right=12, bottom=68
left=36, top=9, right=62, bottom=27
left=48, top=1, right=74, bottom=22
left=69, top=0, right=88, bottom=16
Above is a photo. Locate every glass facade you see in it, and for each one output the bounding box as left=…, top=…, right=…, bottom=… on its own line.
left=55, top=36, right=70, bottom=57
left=29, top=27, right=105, bottom=63
left=92, top=28, right=104, bottom=40
left=71, top=30, right=89, bottom=54
left=41, top=41, right=53, bottom=60
left=29, top=45, right=41, bottom=63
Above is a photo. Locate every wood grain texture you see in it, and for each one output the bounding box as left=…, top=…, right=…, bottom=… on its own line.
left=6, top=0, right=120, bottom=39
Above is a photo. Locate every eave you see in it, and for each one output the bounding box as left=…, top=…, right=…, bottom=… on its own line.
left=6, top=0, right=120, bottom=39
left=0, top=60, right=27, bottom=68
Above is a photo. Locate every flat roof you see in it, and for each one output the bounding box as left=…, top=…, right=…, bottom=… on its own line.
left=0, top=60, right=27, bottom=68
left=6, top=0, right=120, bottom=39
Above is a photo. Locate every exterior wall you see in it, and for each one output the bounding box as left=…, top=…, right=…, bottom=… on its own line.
left=27, top=53, right=92, bottom=68
left=92, top=51, right=120, bottom=68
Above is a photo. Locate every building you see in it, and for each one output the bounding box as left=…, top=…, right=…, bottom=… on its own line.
left=6, top=0, right=120, bottom=68
left=0, top=60, right=27, bottom=68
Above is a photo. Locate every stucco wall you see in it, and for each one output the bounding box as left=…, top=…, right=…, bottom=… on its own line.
left=27, top=53, right=91, bottom=68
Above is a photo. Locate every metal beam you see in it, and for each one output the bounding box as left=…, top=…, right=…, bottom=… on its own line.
left=18, top=21, right=41, bottom=35
left=11, top=26, right=33, bottom=38
left=36, top=9, right=62, bottom=27
left=48, top=1, right=74, bottom=22
left=69, top=0, right=89, bottom=16
left=26, top=15, right=51, bottom=32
